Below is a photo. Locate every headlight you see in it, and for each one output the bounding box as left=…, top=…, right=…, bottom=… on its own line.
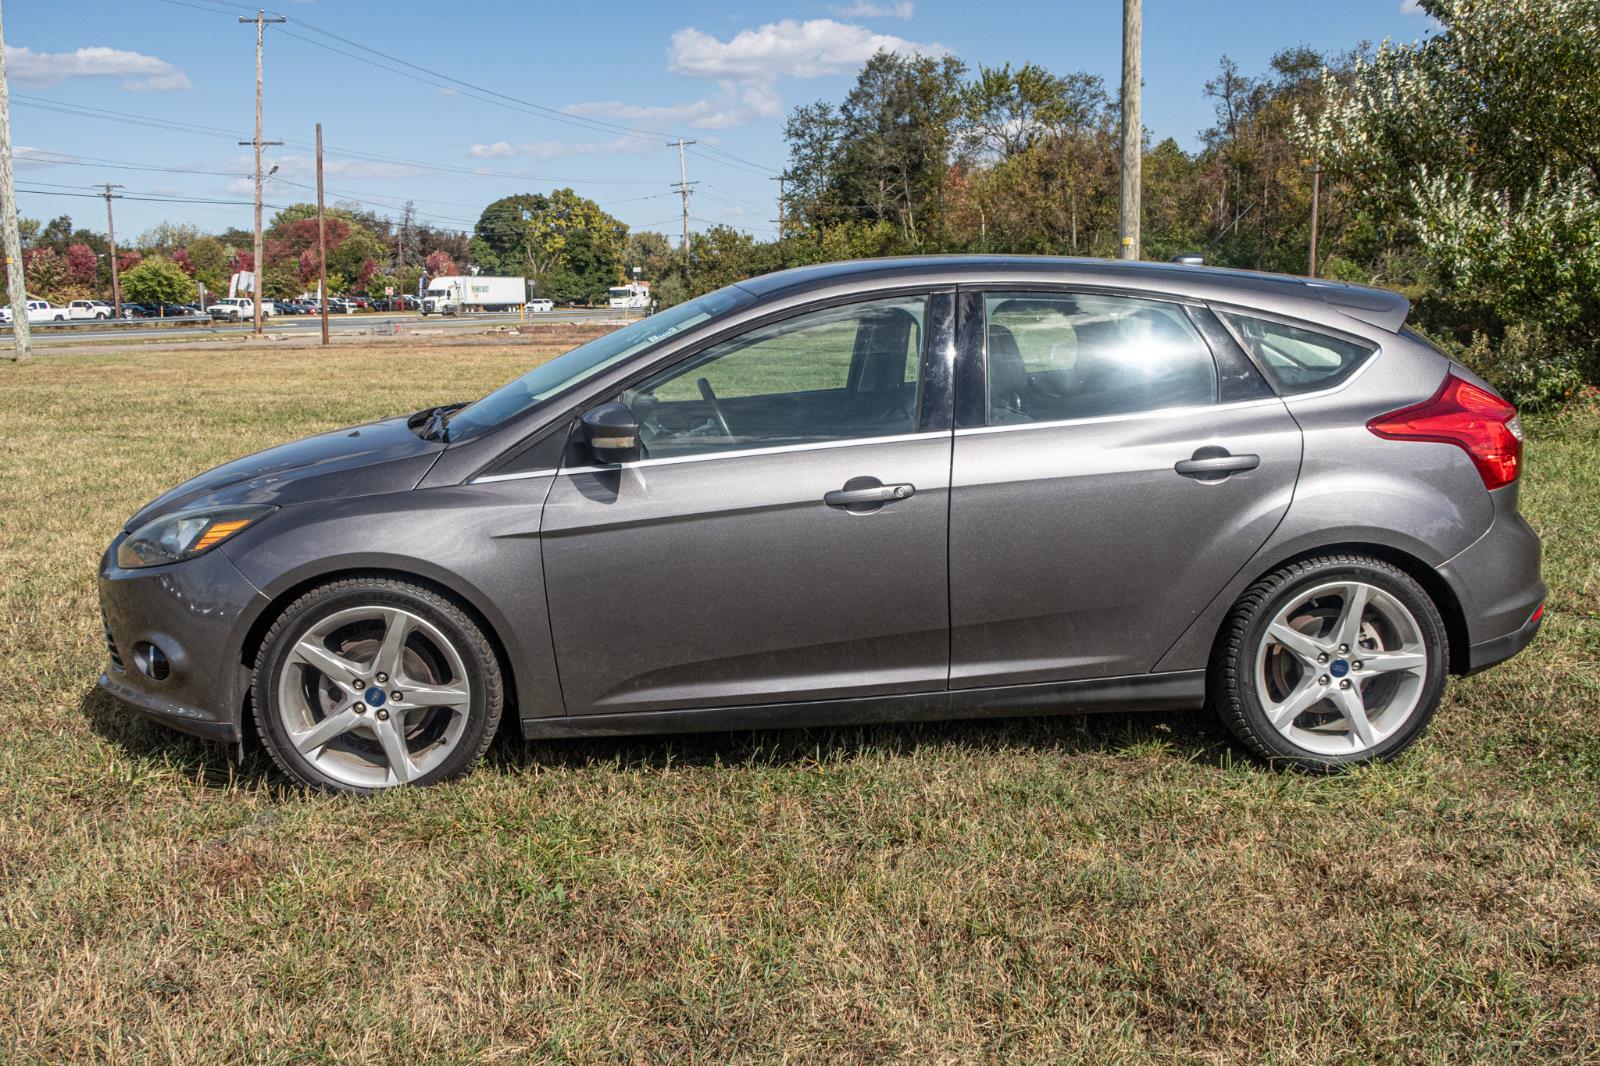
left=116, top=505, right=276, bottom=569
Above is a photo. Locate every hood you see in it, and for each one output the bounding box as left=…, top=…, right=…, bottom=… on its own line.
left=125, top=415, right=445, bottom=531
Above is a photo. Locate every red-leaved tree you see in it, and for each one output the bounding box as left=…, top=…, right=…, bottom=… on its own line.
left=66, top=243, right=99, bottom=285
left=424, top=250, right=457, bottom=277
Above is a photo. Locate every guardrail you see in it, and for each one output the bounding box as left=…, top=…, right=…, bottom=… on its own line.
left=0, top=313, right=215, bottom=332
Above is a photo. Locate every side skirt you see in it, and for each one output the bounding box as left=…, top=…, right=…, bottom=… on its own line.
left=523, top=670, right=1207, bottom=739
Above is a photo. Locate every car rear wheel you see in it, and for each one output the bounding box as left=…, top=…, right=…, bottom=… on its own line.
left=253, top=578, right=502, bottom=792
left=1209, top=554, right=1448, bottom=771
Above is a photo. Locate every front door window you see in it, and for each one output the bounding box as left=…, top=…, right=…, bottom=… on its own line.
left=622, top=296, right=928, bottom=459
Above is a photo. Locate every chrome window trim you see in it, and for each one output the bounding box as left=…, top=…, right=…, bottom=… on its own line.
left=951, top=396, right=1285, bottom=438
left=471, top=429, right=951, bottom=483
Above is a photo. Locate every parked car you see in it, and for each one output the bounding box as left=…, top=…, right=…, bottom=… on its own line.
left=206, top=297, right=274, bottom=321
left=0, top=299, right=67, bottom=324
left=276, top=301, right=310, bottom=315
left=98, top=256, right=1545, bottom=792
left=527, top=299, right=554, bottom=313
left=67, top=300, right=115, bottom=320
left=121, top=304, right=155, bottom=320
left=326, top=298, right=356, bottom=314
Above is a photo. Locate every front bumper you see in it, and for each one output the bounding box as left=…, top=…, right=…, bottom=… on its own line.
left=97, top=536, right=271, bottom=743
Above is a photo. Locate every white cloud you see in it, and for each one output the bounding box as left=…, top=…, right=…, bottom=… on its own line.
left=829, top=1, right=914, bottom=18
left=225, top=154, right=424, bottom=194
left=12, top=147, right=78, bottom=169
left=667, top=18, right=946, bottom=80
left=5, top=45, right=192, bottom=92
left=565, top=18, right=945, bottom=136
left=566, top=81, right=781, bottom=131
left=466, top=135, right=658, bottom=161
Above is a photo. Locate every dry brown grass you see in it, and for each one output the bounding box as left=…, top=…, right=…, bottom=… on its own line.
left=0, top=337, right=1597, bottom=1063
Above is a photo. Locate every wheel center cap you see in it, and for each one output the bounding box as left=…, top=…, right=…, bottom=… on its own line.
left=1329, top=659, right=1351, bottom=678
left=363, top=686, right=388, bottom=707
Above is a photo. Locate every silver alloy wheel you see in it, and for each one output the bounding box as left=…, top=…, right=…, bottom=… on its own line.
left=275, top=605, right=472, bottom=789
left=1253, top=580, right=1430, bottom=757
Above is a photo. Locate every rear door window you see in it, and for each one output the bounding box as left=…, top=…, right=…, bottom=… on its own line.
left=983, top=292, right=1217, bottom=424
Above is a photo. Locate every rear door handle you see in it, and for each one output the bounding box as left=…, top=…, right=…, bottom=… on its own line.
left=1175, top=450, right=1260, bottom=479
left=824, top=483, right=915, bottom=507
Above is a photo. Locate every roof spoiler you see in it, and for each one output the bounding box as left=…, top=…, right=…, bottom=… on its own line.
left=1304, top=278, right=1410, bottom=333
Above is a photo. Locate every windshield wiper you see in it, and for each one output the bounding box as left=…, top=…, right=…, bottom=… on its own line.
left=412, top=402, right=467, bottom=443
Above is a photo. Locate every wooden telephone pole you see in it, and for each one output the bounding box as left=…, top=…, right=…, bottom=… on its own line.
left=240, top=9, right=285, bottom=335
left=669, top=138, right=697, bottom=272
left=1119, top=0, right=1142, bottom=261
left=0, top=0, right=30, bottom=361
left=317, top=123, right=329, bottom=346
left=99, top=183, right=125, bottom=318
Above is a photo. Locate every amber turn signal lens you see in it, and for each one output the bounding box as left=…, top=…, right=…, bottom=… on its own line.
left=191, top=519, right=252, bottom=553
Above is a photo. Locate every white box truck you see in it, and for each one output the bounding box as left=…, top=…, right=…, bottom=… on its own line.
left=420, top=276, right=526, bottom=316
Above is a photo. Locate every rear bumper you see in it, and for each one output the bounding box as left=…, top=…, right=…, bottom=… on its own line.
left=1466, top=608, right=1544, bottom=675
left=1437, top=481, right=1545, bottom=674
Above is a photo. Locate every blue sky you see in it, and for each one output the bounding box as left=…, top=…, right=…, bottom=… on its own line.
left=6, top=0, right=1437, bottom=244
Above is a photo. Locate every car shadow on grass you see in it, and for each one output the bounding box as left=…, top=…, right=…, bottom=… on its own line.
left=487, top=706, right=1241, bottom=776
left=81, top=682, right=1243, bottom=791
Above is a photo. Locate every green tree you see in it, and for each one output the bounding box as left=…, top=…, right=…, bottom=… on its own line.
left=1304, top=0, right=1600, bottom=395
left=120, top=256, right=197, bottom=304
left=471, top=189, right=627, bottom=297
left=183, top=236, right=231, bottom=294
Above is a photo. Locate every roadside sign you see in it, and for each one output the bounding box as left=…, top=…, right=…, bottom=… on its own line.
left=384, top=286, right=394, bottom=296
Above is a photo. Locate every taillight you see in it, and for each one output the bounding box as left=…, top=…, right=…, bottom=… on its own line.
left=1368, top=373, right=1523, bottom=489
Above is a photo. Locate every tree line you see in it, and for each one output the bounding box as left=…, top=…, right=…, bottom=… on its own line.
left=8, top=0, right=1593, bottom=405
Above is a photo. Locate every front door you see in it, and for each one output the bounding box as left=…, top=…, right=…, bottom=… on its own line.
left=541, top=292, right=954, bottom=715
left=949, top=289, right=1303, bottom=687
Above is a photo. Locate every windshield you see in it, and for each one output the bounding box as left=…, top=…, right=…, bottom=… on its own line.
left=608, top=288, right=632, bottom=297
left=445, top=285, right=754, bottom=440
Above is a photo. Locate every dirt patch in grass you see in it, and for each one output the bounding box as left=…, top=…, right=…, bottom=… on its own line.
left=1, top=342, right=1597, bottom=1061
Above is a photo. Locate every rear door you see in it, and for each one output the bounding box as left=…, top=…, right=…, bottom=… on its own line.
left=541, top=291, right=955, bottom=716
left=948, top=288, right=1302, bottom=687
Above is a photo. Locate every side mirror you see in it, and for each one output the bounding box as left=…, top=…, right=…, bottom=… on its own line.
left=580, top=402, right=641, bottom=464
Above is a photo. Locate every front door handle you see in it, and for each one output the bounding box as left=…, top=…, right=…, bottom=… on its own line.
left=824, top=483, right=915, bottom=507
left=1175, top=448, right=1260, bottom=480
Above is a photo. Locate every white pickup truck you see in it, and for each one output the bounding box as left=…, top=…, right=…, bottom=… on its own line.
left=68, top=300, right=115, bottom=320
left=0, top=299, right=67, bottom=324
left=206, top=297, right=275, bottom=321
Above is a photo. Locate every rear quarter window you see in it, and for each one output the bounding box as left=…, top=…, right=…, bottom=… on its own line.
left=1219, top=312, right=1376, bottom=395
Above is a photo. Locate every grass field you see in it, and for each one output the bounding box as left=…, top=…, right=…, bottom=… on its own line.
left=1, top=337, right=1597, bottom=1063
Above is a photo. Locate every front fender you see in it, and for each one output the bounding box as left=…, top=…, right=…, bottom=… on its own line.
left=222, top=478, right=563, bottom=722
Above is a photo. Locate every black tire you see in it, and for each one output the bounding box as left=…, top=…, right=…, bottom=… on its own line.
left=1208, top=554, right=1449, bottom=772
left=253, top=577, right=503, bottom=793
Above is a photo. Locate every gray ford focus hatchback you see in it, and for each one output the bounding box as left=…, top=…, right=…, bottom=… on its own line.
left=98, top=256, right=1544, bottom=792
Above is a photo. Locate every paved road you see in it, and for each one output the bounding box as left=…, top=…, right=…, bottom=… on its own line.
left=7, top=307, right=640, bottom=346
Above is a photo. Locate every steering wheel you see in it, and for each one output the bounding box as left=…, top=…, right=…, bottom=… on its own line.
left=696, top=377, right=734, bottom=438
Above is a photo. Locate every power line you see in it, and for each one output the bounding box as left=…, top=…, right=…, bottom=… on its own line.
left=11, top=94, right=663, bottom=186
left=153, top=0, right=784, bottom=178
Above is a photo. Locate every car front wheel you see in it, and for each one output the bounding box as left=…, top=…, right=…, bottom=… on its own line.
left=253, top=577, right=503, bottom=792
left=1209, top=554, right=1448, bottom=771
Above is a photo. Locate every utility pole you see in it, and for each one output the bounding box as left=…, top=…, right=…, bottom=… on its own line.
left=98, top=182, right=125, bottom=318
left=1118, top=0, right=1142, bottom=261
left=0, top=1, right=30, bottom=362
left=1308, top=160, right=1321, bottom=278
left=771, top=175, right=786, bottom=240
left=668, top=138, right=697, bottom=272
left=240, top=9, right=285, bottom=336
left=316, top=122, right=329, bottom=347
